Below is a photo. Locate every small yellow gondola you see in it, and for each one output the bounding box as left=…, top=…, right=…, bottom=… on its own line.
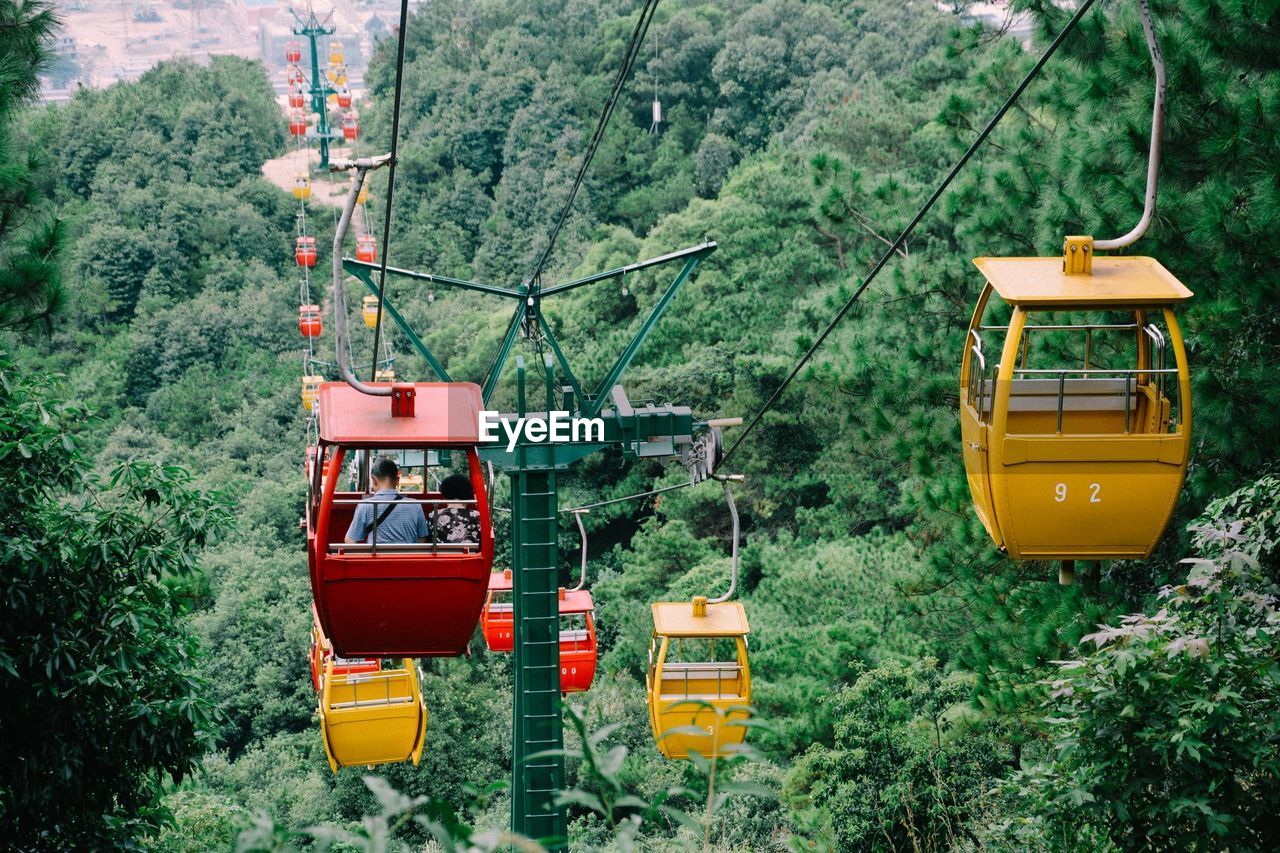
left=959, top=239, right=1192, bottom=562
left=362, top=294, right=379, bottom=328
left=646, top=596, right=750, bottom=760
left=301, top=374, right=323, bottom=411
left=319, top=656, right=427, bottom=773
left=292, top=173, right=311, bottom=200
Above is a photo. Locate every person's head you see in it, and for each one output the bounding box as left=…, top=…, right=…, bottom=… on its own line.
left=371, top=456, right=400, bottom=490
left=439, top=473, right=474, bottom=502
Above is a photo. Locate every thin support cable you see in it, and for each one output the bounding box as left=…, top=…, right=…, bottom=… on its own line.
left=708, top=477, right=739, bottom=604
left=561, top=481, right=690, bottom=514
left=368, top=0, right=412, bottom=380
left=571, top=509, right=589, bottom=591
left=721, top=0, right=1099, bottom=468
left=1094, top=0, right=1165, bottom=250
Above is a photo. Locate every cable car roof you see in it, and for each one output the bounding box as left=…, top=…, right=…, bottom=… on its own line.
left=973, top=256, right=1193, bottom=307
left=317, top=381, right=483, bottom=445
left=488, top=569, right=513, bottom=592
left=652, top=601, right=749, bottom=637
left=559, top=589, right=594, bottom=615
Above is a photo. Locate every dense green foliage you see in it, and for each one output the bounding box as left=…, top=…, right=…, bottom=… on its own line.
left=2, top=0, right=1278, bottom=848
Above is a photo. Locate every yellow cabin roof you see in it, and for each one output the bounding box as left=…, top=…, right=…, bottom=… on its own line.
left=973, top=256, right=1193, bottom=308
left=652, top=601, right=749, bottom=637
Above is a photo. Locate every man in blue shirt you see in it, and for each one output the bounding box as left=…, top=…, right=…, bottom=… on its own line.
left=345, top=457, right=431, bottom=544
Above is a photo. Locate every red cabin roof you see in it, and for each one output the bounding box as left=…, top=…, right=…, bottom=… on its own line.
left=317, top=381, right=484, bottom=445
left=558, top=588, right=594, bottom=615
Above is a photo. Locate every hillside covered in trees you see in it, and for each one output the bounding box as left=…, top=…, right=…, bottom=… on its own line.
left=2, top=0, right=1279, bottom=849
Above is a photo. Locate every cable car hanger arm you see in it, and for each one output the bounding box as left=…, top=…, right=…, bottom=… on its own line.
left=330, top=154, right=393, bottom=397
left=1094, top=0, right=1166, bottom=251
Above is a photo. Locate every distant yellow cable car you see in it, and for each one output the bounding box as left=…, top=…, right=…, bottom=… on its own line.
left=647, top=596, right=751, bottom=760
left=959, top=238, right=1192, bottom=565
left=362, top=294, right=380, bottom=328
left=646, top=478, right=751, bottom=760
left=302, top=374, right=323, bottom=411
left=318, top=656, right=427, bottom=773
left=329, top=41, right=344, bottom=65
left=399, top=471, right=424, bottom=493
left=292, top=172, right=311, bottom=201
left=356, top=184, right=370, bottom=205
left=375, top=368, right=396, bottom=382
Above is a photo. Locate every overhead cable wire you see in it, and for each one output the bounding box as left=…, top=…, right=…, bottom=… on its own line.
left=720, top=0, right=1100, bottom=468
left=368, top=0, right=412, bottom=381
left=527, top=0, right=660, bottom=286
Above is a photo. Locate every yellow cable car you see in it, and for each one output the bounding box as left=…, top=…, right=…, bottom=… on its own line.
left=302, top=374, right=323, bottom=411
left=647, top=596, right=750, bottom=760
left=292, top=173, right=311, bottom=200
left=356, top=184, right=370, bottom=205
left=960, top=3, right=1190, bottom=580
left=362, top=295, right=379, bottom=328
left=646, top=478, right=751, bottom=760
left=329, top=41, right=344, bottom=65
left=960, top=239, right=1192, bottom=564
left=318, top=656, right=427, bottom=773
left=375, top=368, right=396, bottom=382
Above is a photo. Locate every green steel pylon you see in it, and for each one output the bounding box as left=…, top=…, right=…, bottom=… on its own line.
left=344, top=241, right=718, bottom=850
left=291, top=8, right=339, bottom=169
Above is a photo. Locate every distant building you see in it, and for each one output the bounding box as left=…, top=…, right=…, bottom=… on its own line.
left=236, top=0, right=280, bottom=29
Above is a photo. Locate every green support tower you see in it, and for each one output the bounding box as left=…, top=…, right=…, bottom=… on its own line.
left=346, top=240, right=719, bottom=849
left=290, top=7, right=340, bottom=169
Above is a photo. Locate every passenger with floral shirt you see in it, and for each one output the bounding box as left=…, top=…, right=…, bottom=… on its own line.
left=430, top=473, right=482, bottom=547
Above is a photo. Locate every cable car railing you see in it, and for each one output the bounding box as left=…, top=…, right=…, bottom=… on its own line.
left=967, top=324, right=1178, bottom=433
left=328, top=496, right=481, bottom=553
left=326, top=667, right=418, bottom=710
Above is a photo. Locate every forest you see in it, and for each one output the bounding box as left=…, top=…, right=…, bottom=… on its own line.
left=1, top=0, right=1278, bottom=849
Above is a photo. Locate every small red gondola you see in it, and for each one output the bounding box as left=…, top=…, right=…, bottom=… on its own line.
left=356, top=234, right=377, bottom=263
left=337, top=86, right=353, bottom=109
left=481, top=569, right=514, bottom=652
left=288, top=85, right=306, bottom=109
left=296, top=235, right=317, bottom=267
left=306, top=382, right=495, bottom=657
left=308, top=606, right=378, bottom=692
left=285, top=41, right=302, bottom=64
left=287, top=64, right=304, bottom=85
left=289, top=110, right=308, bottom=137
left=558, top=587, right=597, bottom=693
left=342, top=111, right=360, bottom=141
left=299, top=304, right=323, bottom=338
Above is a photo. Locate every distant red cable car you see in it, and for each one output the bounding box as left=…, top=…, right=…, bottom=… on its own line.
left=285, top=41, right=302, bottom=64
left=289, top=110, right=308, bottom=137
left=308, top=606, right=378, bottom=692
left=558, top=587, right=597, bottom=693
left=306, top=382, right=495, bottom=657
left=356, top=234, right=377, bottom=263
left=296, top=235, right=317, bottom=267
left=337, top=86, right=353, bottom=109
left=342, top=110, right=360, bottom=141
left=287, top=64, right=304, bottom=85
left=288, top=85, right=306, bottom=109
left=481, top=569, right=514, bottom=652
left=299, top=304, right=323, bottom=338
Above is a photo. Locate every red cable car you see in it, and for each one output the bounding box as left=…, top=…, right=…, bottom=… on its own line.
left=296, top=236, right=317, bottom=267
left=356, top=234, right=377, bottom=263
left=299, top=304, right=323, bottom=338
left=289, top=110, right=308, bottom=137
left=558, top=587, right=597, bottom=693
left=337, top=86, right=353, bottom=109
left=287, top=64, right=304, bottom=85
left=481, top=569, right=514, bottom=652
left=288, top=85, right=306, bottom=109
left=342, top=111, right=360, bottom=141
left=285, top=41, right=302, bottom=64
left=306, top=382, right=495, bottom=657
left=309, top=606, right=378, bottom=692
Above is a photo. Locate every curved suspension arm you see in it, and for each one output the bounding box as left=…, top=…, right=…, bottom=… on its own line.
left=330, top=154, right=392, bottom=396
left=708, top=476, right=742, bottom=604
left=571, top=509, right=589, bottom=591
left=1095, top=0, right=1166, bottom=251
